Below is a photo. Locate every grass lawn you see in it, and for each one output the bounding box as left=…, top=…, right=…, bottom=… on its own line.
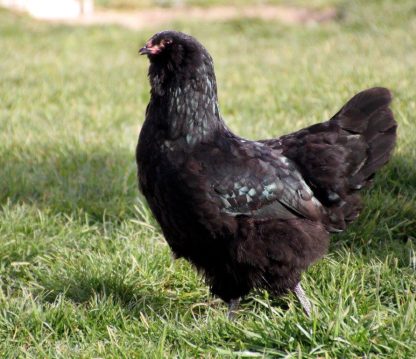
left=1, top=0, right=415, bottom=357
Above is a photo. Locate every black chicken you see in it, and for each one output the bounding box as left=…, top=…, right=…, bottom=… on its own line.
left=136, top=31, right=397, bottom=317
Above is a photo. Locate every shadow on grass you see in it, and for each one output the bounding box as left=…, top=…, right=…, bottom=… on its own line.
left=38, top=268, right=292, bottom=319
left=0, top=143, right=139, bottom=222
left=384, top=155, right=416, bottom=194
left=39, top=270, right=207, bottom=318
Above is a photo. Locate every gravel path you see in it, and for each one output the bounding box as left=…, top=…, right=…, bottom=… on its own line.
left=46, top=5, right=337, bottom=29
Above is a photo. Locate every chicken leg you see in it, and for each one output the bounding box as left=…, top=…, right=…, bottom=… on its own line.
left=227, top=298, right=240, bottom=320
left=293, top=282, right=312, bottom=317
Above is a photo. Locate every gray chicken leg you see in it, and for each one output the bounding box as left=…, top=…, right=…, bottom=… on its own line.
left=293, top=282, right=312, bottom=317
left=227, top=298, right=240, bottom=320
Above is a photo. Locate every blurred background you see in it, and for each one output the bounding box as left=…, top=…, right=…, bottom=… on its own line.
left=0, top=0, right=415, bottom=357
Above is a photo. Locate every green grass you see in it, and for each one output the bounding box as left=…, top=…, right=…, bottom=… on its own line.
left=1, top=0, right=416, bottom=357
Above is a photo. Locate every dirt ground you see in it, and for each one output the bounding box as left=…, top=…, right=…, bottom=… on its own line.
left=46, top=5, right=338, bottom=29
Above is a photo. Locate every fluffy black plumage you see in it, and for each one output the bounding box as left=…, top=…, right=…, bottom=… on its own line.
left=136, top=31, right=397, bottom=313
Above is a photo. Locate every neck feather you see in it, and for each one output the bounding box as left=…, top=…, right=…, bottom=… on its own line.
left=150, top=62, right=227, bottom=145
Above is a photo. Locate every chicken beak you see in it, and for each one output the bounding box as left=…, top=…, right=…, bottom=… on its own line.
left=139, top=46, right=150, bottom=55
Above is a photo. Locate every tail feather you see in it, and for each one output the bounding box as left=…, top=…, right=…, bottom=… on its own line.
left=363, top=108, right=395, bottom=141
left=332, top=88, right=397, bottom=190
left=265, top=87, right=397, bottom=232
left=335, top=87, right=392, bottom=119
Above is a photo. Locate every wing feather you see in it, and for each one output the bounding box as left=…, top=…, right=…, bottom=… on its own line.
left=209, top=145, right=324, bottom=221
